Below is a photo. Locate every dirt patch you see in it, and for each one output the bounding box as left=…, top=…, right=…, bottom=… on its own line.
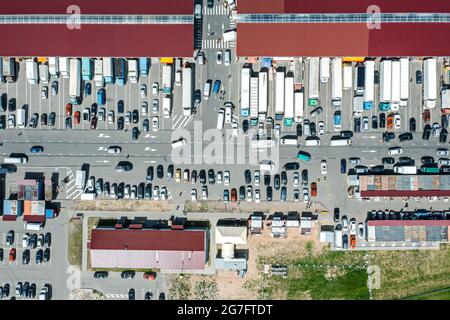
left=73, top=200, right=173, bottom=212
left=69, top=289, right=105, bottom=300
left=68, top=219, right=82, bottom=268
left=185, top=201, right=328, bottom=214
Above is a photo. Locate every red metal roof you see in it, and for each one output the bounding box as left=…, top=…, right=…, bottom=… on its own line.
left=237, top=23, right=450, bottom=57
left=368, top=220, right=450, bottom=227
left=0, top=24, right=193, bottom=57
left=237, top=0, right=450, bottom=14
left=90, top=228, right=206, bottom=251
left=0, top=0, right=194, bottom=15
left=361, top=190, right=450, bottom=197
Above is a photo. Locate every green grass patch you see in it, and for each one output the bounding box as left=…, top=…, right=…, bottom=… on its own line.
left=68, top=219, right=83, bottom=268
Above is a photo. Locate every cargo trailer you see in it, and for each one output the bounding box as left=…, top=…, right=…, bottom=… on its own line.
left=94, top=59, right=104, bottom=87
left=162, top=64, right=172, bottom=94
left=127, top=59, right=138, bottom=84
left=284, top=76, right=294, bottom=126
left=275, top=70, right=285, bottom=120
left=355, top=63, right=365, bottom=96
left=391, top=60, right=401, bottom=111
left=2, top=58, right=17, bottom=83
left=240, top=66, right=251, bottom=116
left=39, top=64, right=49, bottom=84
left=102, top=58, right=114, bottom=84
left=343, top=62, right=352, bottom=90
left=114, top=58, right=126, bottom=86
left=294, top=91, right=304, bottom=123
left=59, top=57, right=69, bottom=78
left=139, top=58, right=149, bottom=76
left=331, top=58, right=342, bottom=107
left=250, top=77, right=259, bottom=126
left=26, top=59, right=39, bottom=85
left=69, top=58, right=81, bottom=105
left=182, top=66, right=193, bottom=116
left=364, top=60, right=375, bottom=110
left=400, top=58, right=409, bottom=107
left=258, top=70, right=268, bottom=122
left=81, top=58, right=93, bottom=81
left=380, top=59, right=392, bottom=110
left=308, top=58, right=319, bottom=106
left=424, top=58, right=437, bottom=109
left=48, top=57, right=59, bottom=78
left=320, top=57, right=330, bottom=83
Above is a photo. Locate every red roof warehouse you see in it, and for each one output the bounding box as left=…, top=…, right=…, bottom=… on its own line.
left=236, top=0, right=450, bottom=57
left=0, top=0, right=194, bottom=57
left=89, top=228, right=209, bottom=270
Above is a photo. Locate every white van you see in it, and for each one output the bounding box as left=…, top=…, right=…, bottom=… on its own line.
left=305, top=138, right=320, bottom=146
left=17, top=107, right=26, bottom=128
left=24, top=222, right=44, bottom=231
left=260, top=160, right=275, bottom=172
left=175, top=70, right=182, bottom=87
left=280, top=137, right=298, bottom=145
left=172, top=138, right=187, bottom=149
left=334, top=226, right=343, bottom=249
left=225, top=103, right=232, bottom=124
left=330, top=138, right=351, bottom=146
left=203, top=81, right=212, bottom=100
left=4, top=156, right=28, bottom=164
left=217, top=109, right=225, bottom=130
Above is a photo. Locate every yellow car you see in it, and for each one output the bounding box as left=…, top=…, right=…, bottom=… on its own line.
left=175, top=169, right=181, bottom=183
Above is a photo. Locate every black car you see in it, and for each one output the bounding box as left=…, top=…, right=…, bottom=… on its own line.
left=48, top=112, right=56, bottom=127
left=0, top=115, right=5, bottom=130
left=159, top=292, right=166, bottom=300
left=379, top=113, right=386, bottom=128
left=342, top=234, right=349, bottom=249
left=333, top=208, right=340, bottom=222
left=354, top=117, right=361, bottom=132
left=340, top=159, right=347, bottom=174
left=132, top=109, right=139, bottom=124
left=117, top=117, right=124, bottom=130
left=65, top=117, right=72, bottom=129
left=93, top=271, right=109, bottom=279
left=146, top=166, right=154, bottom=182
left=199, top=170, right=206, bottom=184
left=128, top=289, right=135, bottom=300
left=116, top=161, right=133, bottom=172
left=340, top=131, right=353, bottom=138
left=409, top=118, right=416, bottom=132
left=29, top=234, right=37, bottom=249
left=440, top=129, right=448, bottom=143
left=310, top=122, right=317, bottom=136
left=207, top=0, right=214, bottom=8
left=194, top=89, right=201, bottom=104
left=274, top=174, right=280, bottom=190
left=208, top=169, right=215, bottom=184
left=22, top=249, right=30, bottom=265
left=266, top=186, right=273, bottom=201
left=399, top=132, right=413, bottom=142
left=264, top=174, right=271, bottom=186
left=41, top=113, right=47, bottom=126
left=423, top=124, right=431, bottom=140
left=91, top=103, right=97, bottom=117
left=43, top=248, right=50, bottom=262
left=8, top=98, right=16, bottom=112
left=157, top=165, right=164, bottom=179
left=30, top=113, right=38, bottom=128
left=239, top=186, right=246, bottom=200
left=244, top=169, right=251, bottom=184
left=168, top=165, right=174, bottom=180
left=242, top=120, right=249, bottom=134
left=280, top=171, right=287, bottom=186
left=131, top=127, right=139, bottom=140
left=374, top=70, right=380, bottom=84
left=121, top=271, right=136, bottom=279
left=0, top=93, right=7, bottom=111
left=142, top=119, right=149, bottom=132
left=283, top=162, right=300, bottom=171
left=3, top=284, right=9, bottom=298
left=382, top=157, right=395, bottom=164
left=421, top=156, right=435, bottom=165
left=138, top=183, right=145, bottom=199
left=442, top=114, right=449, bottom=129
left=280, top=186, right=287, bottom=202
left=371, top=116, right=378, bottom=129
left=117, top=100, right=124, bottom=113
left=399, top=156, right=414, bottom=165
left=145, top=183, right=152, bottom=199
left=301, top=169, right=308, bottom=186
left=144, top=292, right=153, bottom=300
left=36, top=249, right=43, bottom=264
left=0, top=249, right=3, bottom=262
left=370, top=165, right=385, bottom=173
left=44, top=233, right=51, bottom=248
left=383, top=132, right=395, bottom=142
left=22, top=282, right=29, bottom=297
left=416, top=70, right=422, bottom=84
left=296, top=123, right=303, bottom=137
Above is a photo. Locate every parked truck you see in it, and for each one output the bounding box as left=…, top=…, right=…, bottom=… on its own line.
left=391, top=60, right=401, bottom=111
left=75, top=170, right=86, bottom=190
left=39, top=64, right=49, bottom=84
left=69, top=58, right=81, bottom=104
left=2, top=57, right=17, bottom=83
left=308, top=58, right=319, bottom=106
left=424, top=58, right=437, bottom=109
left=48, top=57, right=59, bottom=78
left=331, top=58, right=342, bottom=107
left=94, top=59, right=104, bottom=87
left=114, top=58, right=126, bottom=86
left=343, top=62, right=352, bottom=90
left=240, top=66, right=251, bottom=117
left=354, top=63, right=365, bottom=96
left=363, top=60, right=375, bottom=110
left=394, top=165, right=417, bottom=174
left=102, top=58, right=114, bottom=84
left=275, top=69, right=285, bottom=120
left=258, top=70, right=268, bottom=122
left=250, top=76, right=259, bottom=126
left=400, top=58, right=409, bottom=107
left=59, top=57, right=70, bottom=78
left=353, top=95, right=363, bottom=118
left=182, top=66, right=193, bottom=116
left=26, top=59, right=39, bottom=85
left=81, top=58, right=93, bottom=81
left=284, top=76, right=294, bottom=126
left=162, top=64, right=172, bottom=94
left=163, top=95, right=172, bottom=118
left=139, top=58, right=149, bottom=76
left=0, top=59, right=3, bottom=83
left=294, top=90, right=304, bottom=123
left=380, top=59, right=392, bottom=111
left=441, top=86, right=450, bottom=114
left=127, top=59, right=138, bottom=84
left=320, top=57, right=330, bottom=83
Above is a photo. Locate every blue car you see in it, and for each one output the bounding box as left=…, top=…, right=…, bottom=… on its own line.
left=97, top=89, right=106, bottom=106
left=213, top=80, right=221, bottom=95
left=30, top=146, right=44, bottom=153
left=85, top=83, right=92, bottom=97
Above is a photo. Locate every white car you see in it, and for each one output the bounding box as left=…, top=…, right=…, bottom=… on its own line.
left=224, top=171, right=230, bottom=186
left=160, top=187, right=167, bottom=200
left=258, top=122, right=265, bottom=135
left=41, top=87, right=48, bottom=99
left=110, top=184, right=117, bottom=198
left=191, top=189, right=197, bottom=201
left=98, top=108, right=105, bottom=122
left=152, top=116, right=159, bottom=131
left=224, top=49, right=231, bottom=66
left=274, top=124, right=281, bottom=138
left=107, top=146, right=121, bottom=154
left=152, top=186, right=159, bottom=200
left=217, top=171, right=223, bottom=184
left=437, top=148, right=449, bottom=156
left=362, top=116, right=369, bottom=131
left=22, top=233, right=30, bottom=248
left=87, top=177, right=95, bottom=192
left=83, top=108, right=90, bottom=122
left=394, top=114, right=401, bottom=130
left=152, top=82, right=159, bottom=95
left=349, top=219, right=357, bottom=235
left=216, top=50, right=223, bottom=65
left=141, top=102, right=148, bottom=115
left=152, top=99, right=159, bottom=113
left=130, top=185, right=137, bottom=199
left=303, top=187, right=309, bottom=203
left=246, top=185, right=253, bottom=202
left=225, top=103, right=232, bottom=124
left=124, top=184, right=131, bottom=199
left=318, top=121, right=325, bottom=135
left=255, top=189, right=260, bottom=203
left=293, top=172, right=299, bottom=187
left=107, top=110, right=115, bottom=124
left=140, top=84, right=147, bottom=98
left=8, top=114, right=15, bottom=128
left=202, top=185, right=208, bottom=200
left=357, top=223, right=365, bottom=239
left=388, top=146, right=403, bottom=155
left=125, top=112, right=131, bottom=124
left=254, top=170, right=260, bottom=186
left=342, top=216, right=349, bottom=231
left=320, top=160, right=328, bottom=175
left=231, top=121, right=238, bottom=136
left=438, top=158, right=450, bottom=166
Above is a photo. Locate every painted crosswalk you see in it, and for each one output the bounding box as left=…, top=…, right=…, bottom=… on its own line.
left=64, top=168, right=83, bottom=200
left=105, top=293, right=128, bottom=299
left=172, top=115, right=193, bottom=130
left=202, top=39, right=233, bottom=49
left=204, top=5, right=229, bottom=15
left=229, top=18, right=237, bottom=29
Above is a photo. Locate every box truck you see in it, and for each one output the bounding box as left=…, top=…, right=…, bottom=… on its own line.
left=94, top=59, right=104, bottom=87
left=320, top=57, right=330, bottom=83
left=391, top=60, right=401, bottom=111
left=343, top=62, right=352, bottom=90
left=258, top=70, right=268, bottom=122
left=250, top=76, right=259, bottom=126
left=128, top=59, right=138, bottom=84
left=103, top=58, right=114, bottom=84
left=26, top=59, right=39, bottom=85
left=182, top=66, right=193, bottom=116
left=308, top=58, right=319, bottom=105
left=275, top=70, right=285, bottom=120
left=400, top=58, right=409, bottom=107
left=39, top=64, right=49, bottom=84
left=364, top=60, right=375, bottom=110
left=424, top=58, right=437, bottom=109
left=139, top=58, right=149, bottom=76
left=162, top=64, right=172, bottom=94
left=240, top=66, right=251, bottom=116
left=59, top=57, right=70, bottom=78
left=284, top=76, right=294, bottom=126
left=331, top=58, right=342, bottom=107
left=75, top=170, right=86, bottom=190
left=3, top=58, right=17, bottom=83
left=81, top=58, right=93, bottom=81
left=48, top=57, right=59, bottom=78
left=163, top=95, right=172, bottom=118
left=394, top=165, right=417, bottom=174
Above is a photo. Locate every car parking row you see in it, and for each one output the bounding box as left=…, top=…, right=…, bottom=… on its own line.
left=0, top=231, right=51, bottom=266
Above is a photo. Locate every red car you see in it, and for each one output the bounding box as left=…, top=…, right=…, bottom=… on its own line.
left=230, top=188, right=237, bottom=202
left=350, top=235, right=356, bottom=249
left=310, top=182, right=317, bottom=197
left=423, top=109, right=431, bottom=124
left=74, top=111, right=81, bottom=124
left=9, top=248, right=16, bottom=261
left=143, top=272, right=157, bottom=280
left=66, top=103, right=72, bottom=117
